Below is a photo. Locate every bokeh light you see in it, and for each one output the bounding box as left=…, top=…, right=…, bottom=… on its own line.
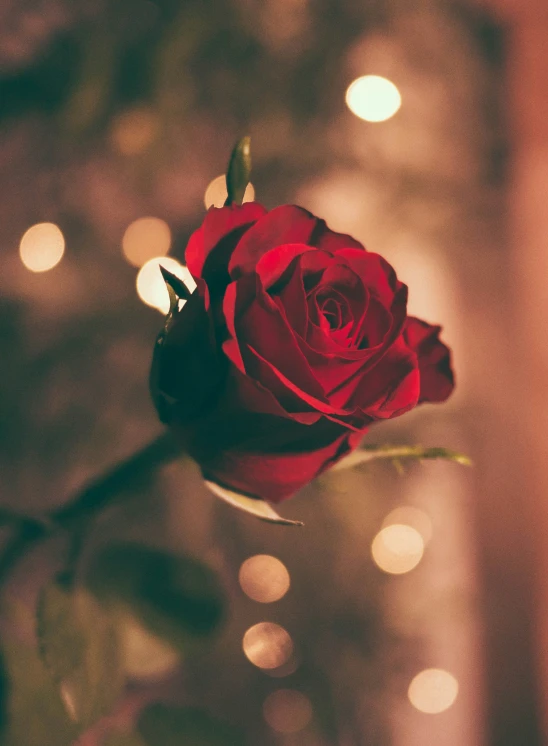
left=382, top=506, right=433, bottom=544
left=110, top=107, right=158, bottom=155
left=204, top=174, right=255, bottom=209
left=264, top=653, right=300, bottom=678
left=136, top=256, right=197, bottom=314
left=122, top=216, right=171, bottom=268
left=120, top=614, right=179, bottom=681
left=408, top=668, right=459, bottom=714
left=242, top=622, right=293, bottom=670
left=19, top=222, right=65, bottom=273
left=263, top=689, right=313, bottom=734
left=345, top=75, right=401, bottom=122
left=239, top=555, right=290, bottom=603
left=371, top=524, right=425, bottom=574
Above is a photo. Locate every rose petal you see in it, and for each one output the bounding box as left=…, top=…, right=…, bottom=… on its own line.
left=310, top=218, right=366, bottom=253
left=353, top=295, right=391, bottom=348
left=255, top=242, right=316, bottom=289
left=403, top=317, right=455, bottom=403
left=229, top=206, right=319, bottom=279
left=272, top=263, right=308, bottom=337
left=198, top=427, right=358, bottom=503
left=335, top=250, right=402, bottom=306
left=327, top=283, right=408, bottom=399
left=245, top=346, right=341, bottom=414
left=231, top=276, right=328, bottom=402
left=348, top=337, right=420, bottom=419
left=185, top=202, right=267, bottom=279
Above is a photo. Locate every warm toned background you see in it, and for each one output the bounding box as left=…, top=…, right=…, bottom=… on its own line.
left=0, top=0, right=546, bottom=744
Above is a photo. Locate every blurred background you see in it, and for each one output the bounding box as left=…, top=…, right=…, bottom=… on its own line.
left=1, top=0, right=546, bottom=744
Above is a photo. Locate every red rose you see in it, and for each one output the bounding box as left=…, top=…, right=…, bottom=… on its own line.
left=151, top=203, right=454, bottom=503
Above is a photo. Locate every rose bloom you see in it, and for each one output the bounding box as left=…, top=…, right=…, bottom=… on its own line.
left=151, top=203, right=454, bottom=503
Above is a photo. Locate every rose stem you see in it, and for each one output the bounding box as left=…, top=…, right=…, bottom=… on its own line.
left=0, top=430, right=184, bottom=585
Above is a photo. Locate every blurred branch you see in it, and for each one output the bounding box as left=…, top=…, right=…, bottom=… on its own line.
left=0, top=431, right=184, bottom=585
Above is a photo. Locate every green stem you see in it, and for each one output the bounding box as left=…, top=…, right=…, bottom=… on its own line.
left=0, top=431, right=184, bottom=584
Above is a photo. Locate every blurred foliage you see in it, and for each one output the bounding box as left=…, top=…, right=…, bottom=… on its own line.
left=85, top=542, right=225, bottom=651
left=138, top=702, right=247, bottom=746
left=0, top=648, right=8, bottom=738
left=2, top=641, right=79, bottom=746
left=104, top=732, right=147, bottom=746
left=36, top=575, right=125, bottom=730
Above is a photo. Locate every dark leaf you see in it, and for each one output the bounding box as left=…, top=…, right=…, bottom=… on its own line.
left=86, top=543, right=225, bottom=650
left=224, top=136, right=252, bottom=206
left=138, top=703, right=247, bottom=746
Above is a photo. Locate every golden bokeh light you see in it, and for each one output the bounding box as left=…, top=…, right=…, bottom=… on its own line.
left=382, top=506, right=433, bottom=544
left=204, top=174, right=255, bottom=209
left=263, top=689, right=313, bottom=734
left=120, top=614, right=179, bottom=681
left=136, top=256, right=197, bottom=314
left=239, top=555, right=290, bottom=603
left=408, top=668, right=459, bottom=714
left=345, top=75, right=401, bottom=122
left=371, top=524, right=424, bottom=574
left=19, top=222, right=65, bottom=273
left=264, top=653, right=300, bottom=678
left=122, top=216, right=171, bottom=268
left=110, top=107, right=158, bottom=156
left=242, top=622, right=293, bottom=670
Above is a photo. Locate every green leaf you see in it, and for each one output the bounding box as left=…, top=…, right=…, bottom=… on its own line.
left=205, top=480, right=304, bottom=526
left=331, top=445, right=472, bottom=472
left=2, top=641, right=79, bottom=746
left=138, top=703, right=247, bottom=746
left=85, top=543, right=225, bottom=651
left=36, top=577, right=125, bottom=729
left=224, top=136, right=251, bottom=206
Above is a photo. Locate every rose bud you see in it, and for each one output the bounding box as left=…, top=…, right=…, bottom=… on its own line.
left=151, top=203, right=454, bottom=503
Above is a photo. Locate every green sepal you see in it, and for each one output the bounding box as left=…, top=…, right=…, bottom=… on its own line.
left=224, top=136, right=251, bottom=206
left=160, top=266, right=193, bottom=303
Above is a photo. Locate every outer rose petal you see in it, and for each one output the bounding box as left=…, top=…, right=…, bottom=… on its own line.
left=346, top=336, right=420, bottom=419
left=309, top=219, right=366, bottom=252
left=229, top=206, right=319, bottom=279
left=403, top=317, right=455, bottom=403
left=185, top=202, right=267, bottom=279
left=198, top=428, right=359, bottom=503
